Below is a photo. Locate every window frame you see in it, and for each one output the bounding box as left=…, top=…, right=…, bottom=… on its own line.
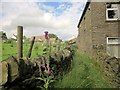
left=107, top=37, right=120, bottom=45
left=106, top=4, right=120, bottom=21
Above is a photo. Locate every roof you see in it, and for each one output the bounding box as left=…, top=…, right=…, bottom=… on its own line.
left=77, top=1, right=90, bottom=28
left=30, top=36, right=45, bottom=42
left=30, top=33, right=58, bottom=42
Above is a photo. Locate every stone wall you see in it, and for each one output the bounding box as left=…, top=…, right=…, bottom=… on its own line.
left=77, top=2, right=119, bottom=56
left=91, top=2, right=119, bottom=48
left=93, top=49, right=120, bottom=88
left=77, top=2, right=120, bottom=88
left=0, top=46, right=74, bottom=89
left=77, top=3, right=92, bottom=56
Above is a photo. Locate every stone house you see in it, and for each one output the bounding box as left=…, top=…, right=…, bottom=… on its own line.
left=77, top=1, right=120, bottom=58
left=30, top=36, right=45, bottom=44
left=30, top=34, right=58, bottom=44
left=0, top=31, right=7, bottom=40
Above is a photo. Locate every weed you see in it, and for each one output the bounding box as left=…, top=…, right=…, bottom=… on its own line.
left=36, top=76, right=55, bottom=90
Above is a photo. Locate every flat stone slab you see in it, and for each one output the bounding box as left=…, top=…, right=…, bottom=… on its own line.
left=0, top=61, right=8, bottom=85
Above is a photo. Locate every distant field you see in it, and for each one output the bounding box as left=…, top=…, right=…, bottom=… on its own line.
left=2, top=43, right=43, bottom=60
left=2, top=42, right=65, bottom=61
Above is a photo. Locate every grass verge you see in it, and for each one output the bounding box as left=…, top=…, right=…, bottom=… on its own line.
left=54, top=50, right=113, bottom=88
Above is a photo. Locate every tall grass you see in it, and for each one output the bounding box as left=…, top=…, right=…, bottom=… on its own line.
left=55, top=50, right=112, bottom=88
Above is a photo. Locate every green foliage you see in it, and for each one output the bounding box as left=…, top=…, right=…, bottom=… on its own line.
left=36, top=76, right=55, bottom=90
left=55, top=51, right=112, bottom=88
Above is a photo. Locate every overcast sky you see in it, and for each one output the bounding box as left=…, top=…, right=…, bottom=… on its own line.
left=0, top=0, right=87, bottom=40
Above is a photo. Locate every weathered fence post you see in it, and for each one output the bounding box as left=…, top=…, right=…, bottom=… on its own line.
left=17, top=26, right=23, bottom=59
left=27, top=36, right=35, bottom=59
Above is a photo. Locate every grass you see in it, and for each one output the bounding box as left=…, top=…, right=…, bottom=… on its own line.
left=2, top=42, right=65, bottom=61
left=1, top=42, right=113, bottom=88
left=54, top=50, right=113, bottom=88
left=2, top=43, right=17, bottom=60
left=2, top=43, right=43, bottom=60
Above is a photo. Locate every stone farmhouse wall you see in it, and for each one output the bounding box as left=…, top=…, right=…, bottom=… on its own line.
left=77, top=2, right=120, bottom=87
left=77, top=2, right=119, bottom=56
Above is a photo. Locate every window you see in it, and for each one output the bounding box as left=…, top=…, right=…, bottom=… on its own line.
left=106, top=37, right=120, bottom=58
left=106, top=3, right=120, bottom=21
left=107, top=37, right=120, bottom=44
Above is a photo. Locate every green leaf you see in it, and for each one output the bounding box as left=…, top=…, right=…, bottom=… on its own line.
left=36, top=77, right=44, bottom=81
left=50, top=80, right=55, bottom=83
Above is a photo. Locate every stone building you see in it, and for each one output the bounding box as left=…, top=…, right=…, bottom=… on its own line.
left=30, top=36, right=45, bottom=44
left=77, top=1, right=120, bottom=58
left=30, top=34, right=59, bottom=44
left=0, top=31, right=7, bottom=40
left=77, top=1, right=120, bottom=87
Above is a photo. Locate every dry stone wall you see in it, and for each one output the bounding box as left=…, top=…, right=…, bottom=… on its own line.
left=94, top=50, right=120, bottom=88
left=0, top=46, right=74, bottom=89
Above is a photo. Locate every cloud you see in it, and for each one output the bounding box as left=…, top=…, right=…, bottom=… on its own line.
left=1, top=1, right=86, bottom=40
left=1, top=0, right=88, bottom=2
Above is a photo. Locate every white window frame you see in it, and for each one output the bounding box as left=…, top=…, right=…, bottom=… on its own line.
left=106, top=4, right=120, bottom=21
left=107, top=37, right=120, bottom=45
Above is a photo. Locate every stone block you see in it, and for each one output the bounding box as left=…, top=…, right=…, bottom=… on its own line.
left=6, top=56, right=19, bottom=83
left=0, top=61, right=8, bottom=85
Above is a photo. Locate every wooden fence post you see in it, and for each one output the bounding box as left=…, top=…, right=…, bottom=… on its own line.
left=27, top=36, right=35, bottom=59
left=17, top=26, right=23, bottom=59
